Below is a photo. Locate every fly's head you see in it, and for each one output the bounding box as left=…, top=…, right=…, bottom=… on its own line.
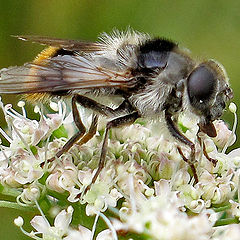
left=186, top=59, right=233, bottom=137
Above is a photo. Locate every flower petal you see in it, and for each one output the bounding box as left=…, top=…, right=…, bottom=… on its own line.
left=30, top=216, right=50, bottom=234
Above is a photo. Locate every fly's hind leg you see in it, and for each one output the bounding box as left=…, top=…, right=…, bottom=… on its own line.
left=43, top=95, right=88, bottom=166
left=91, top=111, right=140, bottom=184
left=76, top=114, right=98, bottom=146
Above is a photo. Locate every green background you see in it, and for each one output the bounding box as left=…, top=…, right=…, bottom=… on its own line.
left=0, top=0, right=239, bottom=239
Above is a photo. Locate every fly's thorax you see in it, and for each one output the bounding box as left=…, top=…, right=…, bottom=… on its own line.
left=127, top=47, right=195, bottom=116
left=127, top=81, right=173, bottom=116
left=160, top=51, right=195, bottom=85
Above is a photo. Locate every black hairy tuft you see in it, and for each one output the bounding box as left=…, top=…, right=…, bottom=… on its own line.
left=139, top=38, right=177, bottom=53
left=136, top=38, right=177, bottom=71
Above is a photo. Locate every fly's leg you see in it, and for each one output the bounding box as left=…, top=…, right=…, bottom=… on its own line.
left=165, top=112, right=198, bottom=183
left=76, top=114, right=98, bottom=146
left=197, top=135, right=217, bottom=166
left=42, top=96, right=87, bottom=166
left=177, top=146, right=198, bottom=183
left=44, top=94, right=136, bottom=166
left=91, top=111, right=140, bottom=184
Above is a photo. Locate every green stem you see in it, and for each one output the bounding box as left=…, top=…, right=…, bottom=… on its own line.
left=1, top=186, right=21, bottom=197
left=214, top=217, right=239, bottom=227
left=212, top=203, right=232, bottom=212
left=0, top=200, right=36, bottom=211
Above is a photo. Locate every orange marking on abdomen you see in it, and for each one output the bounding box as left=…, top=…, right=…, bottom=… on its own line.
left=24, top=46, right=60, bottom=102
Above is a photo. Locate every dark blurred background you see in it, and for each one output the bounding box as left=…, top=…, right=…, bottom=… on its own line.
left=0, top=0, right=239, bottom=239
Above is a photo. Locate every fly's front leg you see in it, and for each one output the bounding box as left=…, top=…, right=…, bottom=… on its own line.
left=165, top=112, right=198, bottom=183
left=91, top=111, right=140, bottom=184
left=197, top=135, right=217, bottom=166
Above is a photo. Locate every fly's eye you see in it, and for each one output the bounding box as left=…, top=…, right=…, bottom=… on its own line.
left=187, top=65, right=216, bottom=103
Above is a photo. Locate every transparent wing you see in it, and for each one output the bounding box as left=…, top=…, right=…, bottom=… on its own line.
left=14, top=35, right=105, bottom=52
left=0, top=55, right=135, bottom=94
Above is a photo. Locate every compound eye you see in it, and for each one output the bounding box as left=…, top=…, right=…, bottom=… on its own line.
left=187, top=65, right=216, bottom=103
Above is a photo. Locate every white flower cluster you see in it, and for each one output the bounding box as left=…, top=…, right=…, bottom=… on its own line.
left=0, top=98, right=239, bottom=240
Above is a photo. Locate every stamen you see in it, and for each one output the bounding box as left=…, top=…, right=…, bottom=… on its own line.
left=0, top=127, right=12, bottom=143
left=11, top=122, right=35, bottom=159
left=50, top=101, right=59, bottom=112
left=17, top=101, right=25, bottom=108
left=129, top=174, right=136, bottom=214
left=20, top=226, right=41, bottom=240
left=35, top=200, right=49, bottom=225
left=99, top=212, right=118, bottom=240
left=90, top=211, right=99, bottom=240
left=17, top=101, right=27, bottom=118
left=34, top=105, right=40, bottom=114
left=222, top=102, right=237, bottom=153
left=14, top=216, right=24, bottom=227
left=14, top=216, right=41, bottom=240
left=5, top=104, right=29, bottom=121
left=58, top=100, right=63, bottom=116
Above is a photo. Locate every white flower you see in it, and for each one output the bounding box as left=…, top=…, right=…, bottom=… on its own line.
left=17, top=183, right=42, bottom=204
left=31, top=206, right=74, bottom=239
left=228, top=148, right=240, bottom=168
left=229, top=200, right=240, bottom=219
left=199, top=169, right=236, bottom=204
left=213, top=120, right=236, bottom=149
left=30, top=206, right=114, bottom=240
left=82, top=170, right=122, bottom=215
left=0, top=148, right=44, bottom=187
left=112, top=123, right=151, bottom=143
left=212, top=225, right=240, bottom=240
left=0, top=97, right=240, bottom=240
left=115, top=179, right=212, bottom=240
left=46, top=162, right=80, bottom=201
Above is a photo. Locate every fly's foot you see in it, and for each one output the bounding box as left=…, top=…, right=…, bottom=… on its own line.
left=177, top=146, right=199, bottom=183
left=40, top=156, right=57, bottom=168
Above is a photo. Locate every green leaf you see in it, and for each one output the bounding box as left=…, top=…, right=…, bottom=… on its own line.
left=51, top=125, right=68, bottom=139
left=178, top=122, right=188, bottom=133
left=0, top=185, right=21, bottom=197
left=38, top=172, right=50, bottom=185
left=30, top=145, right=38, bottom=155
